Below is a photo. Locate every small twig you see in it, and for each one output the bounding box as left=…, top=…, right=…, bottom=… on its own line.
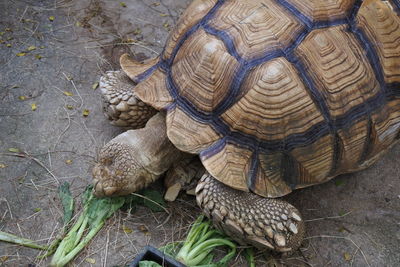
left=0, top=198, right=13, bottom=220
left=103, top=228, right=110, bottom=267
left=305, top=211, right=352, bottom=222
left=0, top=152, right=60, bottom=185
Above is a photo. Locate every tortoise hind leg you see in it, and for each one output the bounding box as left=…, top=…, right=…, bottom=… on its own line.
left=100, top=70, right=157, bottom=128
left=164, top=157, right=205, bottom=201
left=195, top=173, right=305, bottom=253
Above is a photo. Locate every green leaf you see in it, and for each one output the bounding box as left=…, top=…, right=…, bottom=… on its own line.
left=335, top=180, right=344, bottom=186
left=244, top=247, right=255, bottom=267
left=8, top=148, right=20, bottom=153
left=139, top=261, right=162, bottom=267
left=142, top=190, right=166, bottom=212
left=58, top=182, right=74, bottom=228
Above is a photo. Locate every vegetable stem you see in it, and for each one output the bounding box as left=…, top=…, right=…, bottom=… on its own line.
left=0, top=231, right=48, bottom=250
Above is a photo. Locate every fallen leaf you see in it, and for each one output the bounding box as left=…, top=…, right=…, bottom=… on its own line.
left=66, top=104, right=74, bottom=110
left=8, top=148, right=20, bottom=153
left=0, top=256, right=8, bottom=262
left=85, top=258, right=96, bottom=264
left=0, top=40, right=4, bottom=44
left=40, top=45, right=45, bottom=49
left=16, top=52, right=26, bottom=57
left=82, top=109, right=90, bottom=117
left=5, top=28, right=12, bottom=32
left=35, top=54, right=42, bottom=60
left=75, top=21, right=81, bottom=27
left=6, top=44, right=11, bottom=47
left=19, top=96, right=26, bottom=100
left=0, top=163, right=7, bottom=168
left=49, top=16, right=55, bottom=21
left=31, top=103, right=37, bottom=111
left=0, top=32, right=4, bottom=36
left=34, top=208, right=41, bottom=213
left=151, top=2, right=160, bottom=6
left=335, top=180, right=344, bottom=186
left=338, top=210, right=346, bottom=216
left=63, top=91, right=73, bottom=96
left=160, top=13, right=168, bottom=17
left=344, top=252, right=351, bottom=261
left=122, top=225, right=133, bottom=234
left=27, top=46, right=36, bottom=51
left=138, top=224, right=149, bottom=233
left=92, top=82, right=99, bottom=90
left=163, top=22, right=170, bottom=29
left=6, top=37, right=13, bottom=41
left=120, top=2, right=127, bottom=7
left=65, top=159, right=73, bottom=165
left=133, top=28, right=141, bottom=35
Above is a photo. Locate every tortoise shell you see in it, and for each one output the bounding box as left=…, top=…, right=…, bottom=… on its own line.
left=121, top=0, right=400, bottom=198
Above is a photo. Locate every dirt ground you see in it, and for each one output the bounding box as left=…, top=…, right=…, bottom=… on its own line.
left=0, top=0, right=399, bottom=266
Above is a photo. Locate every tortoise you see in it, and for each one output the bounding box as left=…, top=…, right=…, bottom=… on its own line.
left=92, top=0, right=400, bottom=253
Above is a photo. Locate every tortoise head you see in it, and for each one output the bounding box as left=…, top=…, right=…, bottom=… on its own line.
left=92, top=139, right=158, bottom=197
left=92, top=113, right=183, bottom=197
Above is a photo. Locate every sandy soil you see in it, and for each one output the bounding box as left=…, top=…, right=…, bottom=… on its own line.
left=0, top=1, right=399, bottom=266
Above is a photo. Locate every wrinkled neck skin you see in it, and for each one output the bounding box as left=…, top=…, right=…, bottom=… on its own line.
left=93, top=112, right=185, bottom=197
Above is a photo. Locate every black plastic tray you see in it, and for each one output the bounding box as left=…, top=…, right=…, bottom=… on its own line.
left=129, top=245, right=187, bottom=267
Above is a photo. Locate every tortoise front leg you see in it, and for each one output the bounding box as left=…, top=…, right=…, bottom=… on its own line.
left=99, top=70, right=157, bottom=128
left=196, top=174, right=305, bottom=253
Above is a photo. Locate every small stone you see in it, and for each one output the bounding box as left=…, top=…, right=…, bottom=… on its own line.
left=281, top=214, right=288, bottom=220
left=122, top=94, right=130, bottom=101
left=277, top=222, right=284, bottom=231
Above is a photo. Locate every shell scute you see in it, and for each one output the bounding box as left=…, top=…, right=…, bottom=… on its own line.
left=208, top=0, right=305, bottom=59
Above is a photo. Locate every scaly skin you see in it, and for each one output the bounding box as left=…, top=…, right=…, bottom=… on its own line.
left=93, top=113, right=184, bottom=197
left=94, top=70, right=305, bottom=252
left=100, top=70, right=157, bottom=128
left=196, top=174, right=305, bottom=253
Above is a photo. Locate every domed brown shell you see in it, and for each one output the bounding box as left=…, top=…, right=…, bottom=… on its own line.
left=123, top=0, right=400, bottom=198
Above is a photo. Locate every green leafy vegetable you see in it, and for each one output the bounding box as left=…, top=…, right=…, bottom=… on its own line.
left=0, top=231, right=48, bottom=250
left=244, top=248, right=255, bottom=267
left=139, top=261, right=162, bottom=267
left=161, top=216, right=237, bottom=266
left=142, top=190, right=166, bottom=212
left=59, top=182, right=74, bottom=228
left=50, top=186, right=125, bottom=266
